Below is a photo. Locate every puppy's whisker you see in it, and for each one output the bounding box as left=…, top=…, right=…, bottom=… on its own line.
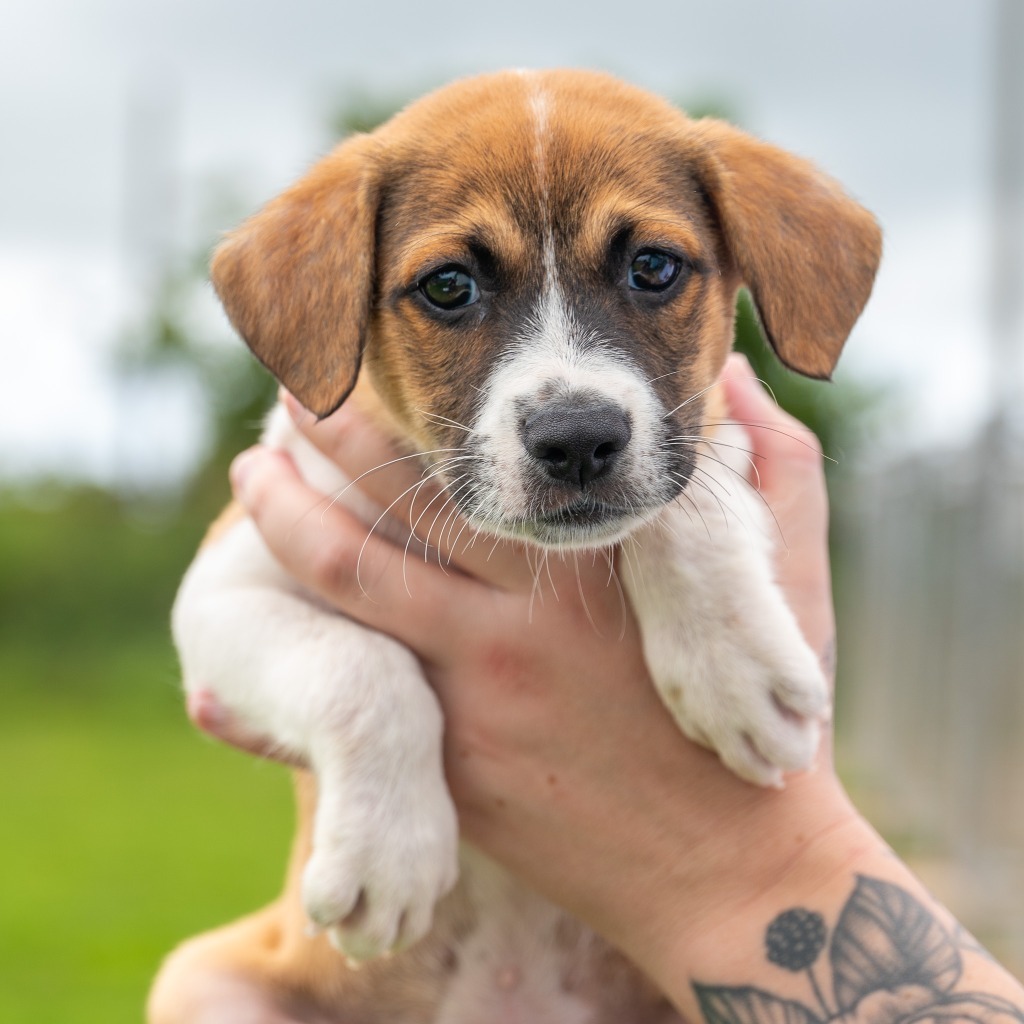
left=486, top=533, right=505, bottom=564
left=402, top=461, right=470, bottom=536
left=403, top=476, right=467, bottom=590
left=661, top=374, right=788, bottom=422
left=408, top=475, right=458, bottom=543
left=600, top=547, right=628, bottom=643
left=423, top=481, right=473, bottom=570
left=689, top=462, right=734, bottom=500
left=354, top=470, right=465, bottom=597
left=571, top=552, right=604, bottom=638
left=436, top=482, right=475, bottom=562
left=685, top=471, right=736, bottom=531
left=660, top=376, right=733, bottom=420
left=663, top=434, right=761, bottom=461
left=645, top=367, right=688, bottom=385
left=543, top=550, right=560, bottom=603
left=401, top=488, right=438, bottom=596
left=446, top=509, right=478, bottom=564
left=619, top=539, right=645, bottom=600
left=604, top=547, right=616, bottom=587
left=692, top=420, right=836, bottom=464
left=418, top=410, right=479, bottom=436
left=321, top=447, right=468, bottom=521
left=691, top=443, right=764, bottom=496
left=673, top=485, right=712, bottom=542
left=690, top=448, right=785, bottom=535
left=527, top=548, right=546, bottom=624
left=403, top=466, right=460, bottom=528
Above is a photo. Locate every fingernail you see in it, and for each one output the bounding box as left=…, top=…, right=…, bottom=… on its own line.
left=229, top=447, right=262, bottom=497
left=730, top=352, right=754, bottom=375
left=281, top=389, right=307, bottom=423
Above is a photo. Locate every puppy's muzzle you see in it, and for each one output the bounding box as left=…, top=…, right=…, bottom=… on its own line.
left=521, top=399, right=632, bottom=489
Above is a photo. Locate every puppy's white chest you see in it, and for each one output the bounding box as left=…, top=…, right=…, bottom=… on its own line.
left=433, top=855, right=678, bottom=1024
left=437, top=892, right=590, bottom=1023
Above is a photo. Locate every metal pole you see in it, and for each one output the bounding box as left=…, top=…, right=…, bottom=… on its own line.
left=991, top=0, right=1024, bottom=432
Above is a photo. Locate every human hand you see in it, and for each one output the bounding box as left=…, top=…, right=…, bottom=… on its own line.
left=195, top=353, right=857, bottom=992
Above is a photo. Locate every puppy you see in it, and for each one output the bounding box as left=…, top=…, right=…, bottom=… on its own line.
left=149, top=69, right=881, bottom=1022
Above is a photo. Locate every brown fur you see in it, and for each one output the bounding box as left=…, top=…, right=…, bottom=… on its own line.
left=151, top=70, right=881, bottom=1021
left=201, top=500, right=247, bottom=548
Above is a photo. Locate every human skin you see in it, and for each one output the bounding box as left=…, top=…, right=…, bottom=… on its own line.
left=200, top=354, right=1024, bottom=1019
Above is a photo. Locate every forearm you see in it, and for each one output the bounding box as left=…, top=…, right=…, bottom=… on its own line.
left=229, top=380, right=1024, bottom=1020
left=623, top=800, right=1024, bottom=1022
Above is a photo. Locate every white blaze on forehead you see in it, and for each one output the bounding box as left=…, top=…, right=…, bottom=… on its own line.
left=518, top=70, right=557, bottom=290
left=518, top=71, right=569, bottom=383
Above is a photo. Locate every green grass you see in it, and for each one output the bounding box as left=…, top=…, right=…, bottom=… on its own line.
left=1, top=674, right=294, bottom=1022
left=0, top=488, right=297, bottom=1021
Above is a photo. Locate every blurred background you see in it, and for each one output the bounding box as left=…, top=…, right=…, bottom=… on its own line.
left=1, top=0, right=1022, bottom=1019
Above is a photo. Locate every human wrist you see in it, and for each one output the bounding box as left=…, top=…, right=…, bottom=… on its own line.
left=666, top=814, right=1024, bottom=1022
left=613, top=774, right=872, bottom=1014
left=626, top=781, right=1024, bottom=1021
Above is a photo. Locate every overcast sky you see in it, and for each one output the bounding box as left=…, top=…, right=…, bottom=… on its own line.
left=0, top=0, right=1016, bottom=485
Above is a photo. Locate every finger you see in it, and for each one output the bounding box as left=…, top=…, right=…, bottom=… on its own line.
left=720, top=355, right=824, bottom=484
left=721, top=357, right=828, bottom=518
left=231, top=445, right=481, bottom=662
left=187, top=690, right=308, bottom=768
left=721, top=356, right=828, bottom=533
left=283, top=392, right=537, bottom=589
left=721, top=358, right=834, bottom=658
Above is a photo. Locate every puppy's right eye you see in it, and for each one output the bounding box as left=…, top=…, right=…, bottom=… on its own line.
left=419, top=266, right=480, bottom=310
left=628, top=249, right=682, bottom=292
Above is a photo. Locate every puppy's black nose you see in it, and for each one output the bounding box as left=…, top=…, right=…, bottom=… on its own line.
left=522, top=401, right=632, bottom=488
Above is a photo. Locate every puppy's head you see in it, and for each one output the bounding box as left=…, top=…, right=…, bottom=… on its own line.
left=212, top=70, right=881, bottom=548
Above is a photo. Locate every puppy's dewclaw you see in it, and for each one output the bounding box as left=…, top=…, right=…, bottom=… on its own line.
left=154, top=68, right=879, bottom=1021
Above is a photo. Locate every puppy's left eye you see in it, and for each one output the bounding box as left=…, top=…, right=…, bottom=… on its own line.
left=419, top=266, right=480, bottom=310
left=628, top=250, right=682, bottom=292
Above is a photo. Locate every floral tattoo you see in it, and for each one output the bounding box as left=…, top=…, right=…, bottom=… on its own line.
left=694, top=875, right=1024, bottom=1024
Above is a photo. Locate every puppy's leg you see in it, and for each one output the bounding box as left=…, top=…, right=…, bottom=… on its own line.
left=149, top=919, right=303, bottom=1024
left=173, top=519, right=458, bottom=959
left=149, top=890, right=357, bottom=1024
left=624, top=428, right=830, bottom=787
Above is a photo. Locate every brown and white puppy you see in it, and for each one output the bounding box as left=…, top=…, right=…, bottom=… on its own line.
left=149, top=69, right=881, bottom=1022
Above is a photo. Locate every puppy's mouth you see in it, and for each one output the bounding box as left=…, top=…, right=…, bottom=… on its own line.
left=535, top=498, right=619, bottom=528
left=503, top=497, right=640, bottom=548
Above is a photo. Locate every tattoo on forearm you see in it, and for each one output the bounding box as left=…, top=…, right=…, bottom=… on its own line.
left=694, top=875, right=1023, bottom=1024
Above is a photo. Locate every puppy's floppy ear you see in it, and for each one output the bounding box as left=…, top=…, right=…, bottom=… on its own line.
left=211, top=134, right=382, bottom=417
left=692, top=120, right=882, bottom=380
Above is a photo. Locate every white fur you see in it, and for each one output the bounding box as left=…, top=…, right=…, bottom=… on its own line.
left=173, top=411, right=459, bottom=960
left=625, top=424, right=829, bottom=788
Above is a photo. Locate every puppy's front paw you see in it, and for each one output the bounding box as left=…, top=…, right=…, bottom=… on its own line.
left=302, top=773, right=459, bottom=961
left=656, top=631, right=830, bottom=788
